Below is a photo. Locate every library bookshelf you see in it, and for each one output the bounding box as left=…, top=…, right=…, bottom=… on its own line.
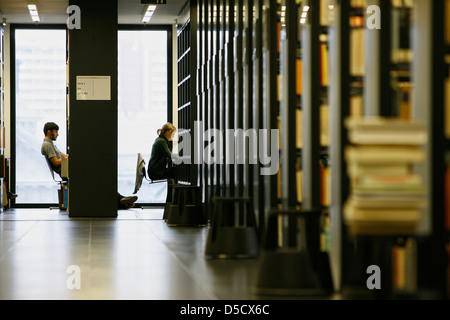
left=182, top=0, right=448, bottom=299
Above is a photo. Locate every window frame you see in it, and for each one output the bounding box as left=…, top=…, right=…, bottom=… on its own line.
left=10, top=24, right=68, bottom=208
left=117, top=24, right=174, bottom=207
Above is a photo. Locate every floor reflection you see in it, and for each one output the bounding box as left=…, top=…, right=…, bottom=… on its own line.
left=0, top=208, right=338, bottom=300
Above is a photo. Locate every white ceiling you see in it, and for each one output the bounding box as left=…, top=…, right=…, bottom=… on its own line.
left=0, top=0, right=188, bottom=25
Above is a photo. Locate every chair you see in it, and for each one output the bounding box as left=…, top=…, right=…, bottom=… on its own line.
left=43, top=155, right=68, bottom=210
left=133, top=153, right=167, bottom=194
left=133, top=153, right=170, bottom=212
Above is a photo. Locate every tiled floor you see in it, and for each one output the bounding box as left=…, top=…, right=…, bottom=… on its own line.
left=0, top=208, right=290, bottom=300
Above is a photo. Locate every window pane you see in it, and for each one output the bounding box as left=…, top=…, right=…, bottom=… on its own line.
left=15, top=29, right=67, bottom=204
left=118, top=30, right=168, bottom=203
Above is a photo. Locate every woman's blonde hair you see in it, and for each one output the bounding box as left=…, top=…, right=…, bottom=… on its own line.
left=157, top=122, right=176, bottom=136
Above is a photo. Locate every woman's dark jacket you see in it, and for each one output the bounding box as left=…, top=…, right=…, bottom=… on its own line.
left=148, top=134, right=172, bottom=179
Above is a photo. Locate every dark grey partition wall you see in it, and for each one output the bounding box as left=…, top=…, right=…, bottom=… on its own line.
left=68, top=0, right=118, bottom=217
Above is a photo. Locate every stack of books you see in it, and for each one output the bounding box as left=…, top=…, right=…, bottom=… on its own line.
left=343, top=117, right=428, bottom=235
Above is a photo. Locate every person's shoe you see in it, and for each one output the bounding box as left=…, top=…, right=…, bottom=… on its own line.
left=120, top=195, right=138, bottom=206
left=7, top=192, right=18, bottom=200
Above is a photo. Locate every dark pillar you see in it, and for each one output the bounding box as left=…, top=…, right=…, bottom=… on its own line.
left=68, top=0, right=118, bottom=217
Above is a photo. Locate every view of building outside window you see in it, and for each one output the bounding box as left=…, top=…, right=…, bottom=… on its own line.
left=15, top=29, right=67, bottom=204
left=118, top=30, right=168, bottom=204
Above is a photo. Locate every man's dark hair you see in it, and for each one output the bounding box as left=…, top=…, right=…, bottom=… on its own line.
left=43, top=122, right=59, bottom=135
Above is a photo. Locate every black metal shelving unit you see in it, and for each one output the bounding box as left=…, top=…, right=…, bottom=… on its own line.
left=328, top=0, right=351, bottom=295
left=176, top=0, right=199, bottom=187
left=0, top=25, right=4, bottom=211
left=329, top=0, right=447, bottom=299
left=279, top=0, right=299, bottom=210
left=301, top=0, right=321, bottom=213
left=179, top=0, right=448, bottom=299
left=445, top=0, right=450, bottom=298
left=193, top=0, right=255, bottom=220
left=261, top=0, right=281, bottom=217
left=251, top=0, right=265, bottom=229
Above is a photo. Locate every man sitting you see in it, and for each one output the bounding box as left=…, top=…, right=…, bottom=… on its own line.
left=41, top=122, right=138, bottom=209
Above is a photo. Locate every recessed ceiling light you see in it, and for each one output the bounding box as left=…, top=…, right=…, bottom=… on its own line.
left=27, top=1, right=40, bottom=23
left=142, top=5, right=157, bottom=24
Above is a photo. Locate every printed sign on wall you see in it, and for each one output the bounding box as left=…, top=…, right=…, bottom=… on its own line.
left=76, top=76, right=111, bottom=100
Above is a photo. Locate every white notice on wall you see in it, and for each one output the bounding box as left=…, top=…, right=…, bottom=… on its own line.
left=76, top=76, right=111, bottom=100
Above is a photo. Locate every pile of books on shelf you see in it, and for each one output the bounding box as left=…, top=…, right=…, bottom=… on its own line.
left=343, top=117, right=428, bottom=235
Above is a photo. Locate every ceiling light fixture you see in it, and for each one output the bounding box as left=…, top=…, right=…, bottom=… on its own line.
left=27, top=0, right=40, bottom=22
left=142, top=5, right=156, bottom=24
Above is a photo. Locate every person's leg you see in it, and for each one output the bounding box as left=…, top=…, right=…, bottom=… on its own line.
left=166, top=166, right=178, bottom=183
left=148, top=167, right=177, bottom=203
left=163, top=167, right=178, bottom=202
left=165, top=179, right=175, bottom=203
